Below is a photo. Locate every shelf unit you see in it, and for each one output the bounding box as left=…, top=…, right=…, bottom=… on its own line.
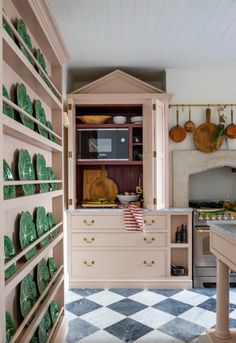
left=169, top=212, right=192, bottom=279
left=0, top=1, right=69, bottom=343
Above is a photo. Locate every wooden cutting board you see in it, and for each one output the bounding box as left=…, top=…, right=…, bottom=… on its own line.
left=89, top=176, right=118, bottom=201
left=83, top=169, right=107, bottom=201
left=193, top=108, right=224, bottom=153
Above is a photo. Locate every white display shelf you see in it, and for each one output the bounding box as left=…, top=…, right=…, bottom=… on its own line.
left=11, top=266, right=63, bottom=343
left=5, top=222, right=63, bottom=269
left=5, top=231, right=63, bottom=295
left=2, top=30, right=62, bottom=110
left=3, top=180, right=62, bottom=186
left=3, top=190, right=63, bottom=209
left=15, top=274, right=64, bottom=343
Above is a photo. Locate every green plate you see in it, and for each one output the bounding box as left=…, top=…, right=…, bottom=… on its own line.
left=36, top=154, right=49, bottom=193
left=37, top=259, right=50, bottom=295
left=3, top=159, right=16, bottom=200
left=4, top=236, right=16, bottom=280
left=30, top=337, right=38, bottom=343
left=36, top=49, right=47, bottom=73
left=47, top=212, right=58, bottom=238
left=36, top=207, right=49, bottom=247
left=19, top=211, right=37, bottom=260
left=6, top=311, right=16, bottom=343
left=47, top=167, right=57, bottom=191
left=46, top=121, right=56, bottom=142
left=3, top=85, right=14, bottom=119
left=35, top=100, right=48, bottom=138
left=47, top=257, right=58, bottom=279
left=49, top=300, right=59, bottom=323
left=38, top=312, right=52, bottom=343
left=3, top=17, right=14, bottom=39
left=18, top=149, right=35, bottom=196
left=16, top=83, right=34, bottom=130
left=20, top=274, right=37, bottom=318
left=16, top=19, right=34, bottom=66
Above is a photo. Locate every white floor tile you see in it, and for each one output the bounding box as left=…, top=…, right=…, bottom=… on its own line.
left=78, top=329, right=124, bottom=342
left=171, top=290, right=209, bottom=306
left=65, top=290, right=83, bottom=304
left=179, top=307, right=216, bottom=329
left=135, top=330, right=184, bottom=343
left=87, top=290, right=124, bottom=306
left=230, top=309, right=236, bottom=319
left=129, top=290, right=167, bottom=306
left=191, top=334, right=209, bottom=343
left=130, top=307, right=175, bottom=329
left=80, top=307, right=126, bottom=329
left=65, top=309, right=78, bottom=322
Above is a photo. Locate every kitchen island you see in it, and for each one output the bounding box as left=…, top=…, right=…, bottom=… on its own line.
left=207, top=221, right=236, bottom=342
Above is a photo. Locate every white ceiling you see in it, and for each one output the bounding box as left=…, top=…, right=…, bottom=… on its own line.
left=49, top=0, right=236, bottom=83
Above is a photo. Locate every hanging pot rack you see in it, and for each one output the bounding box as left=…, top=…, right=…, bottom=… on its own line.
left=169, top=104, right=236, bottom=108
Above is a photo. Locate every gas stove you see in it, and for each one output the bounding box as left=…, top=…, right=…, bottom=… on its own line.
left=190, top=200, right=235, bottom=226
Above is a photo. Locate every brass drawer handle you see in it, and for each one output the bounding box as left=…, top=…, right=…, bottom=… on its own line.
left=143, top=237, right=155, bottom=243
left=84, top=237, right=95, bottom=243
left=84, top=260, right=95, bottom=267
left=144, top=219, right=155, bottom=225
left=144, top=260, right=155, bottom=266
left=83, top=219, right=95, bottom=226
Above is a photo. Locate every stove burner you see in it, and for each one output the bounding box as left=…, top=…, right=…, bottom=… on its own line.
left=189, top=200, right=223, bottom=209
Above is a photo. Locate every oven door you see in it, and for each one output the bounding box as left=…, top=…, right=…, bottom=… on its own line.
left=194, top=226, right=216, bottom=267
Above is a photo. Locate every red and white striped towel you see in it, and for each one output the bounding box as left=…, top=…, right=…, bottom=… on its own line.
left=123, top=204, right=146, bottom=232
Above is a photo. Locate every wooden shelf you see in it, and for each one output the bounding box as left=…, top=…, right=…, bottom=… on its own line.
left=77, top=160, right=143, bottom=166
left=17, top=274, right=64, bottom=343
left=76, top=123, right=142, bottom=128
left=171, top=243, right=189, bottom=248
left=3, top=180, right=62, bottom=186
left=3, top=190, right=63, bottom=209
left=5, top=222, right=63, bottom=269
left=10, top=266, right=63, bottom=343
left=3, top=114, right=62, bottom=153
left=5, top=231, right=63, bottom=295
left=2, top=30, right=62, bottom=110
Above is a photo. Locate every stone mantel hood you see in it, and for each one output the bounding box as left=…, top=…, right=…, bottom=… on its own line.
left=173, top=150, right=236, bottom=207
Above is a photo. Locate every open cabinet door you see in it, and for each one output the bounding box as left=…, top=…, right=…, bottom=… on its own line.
left=143, top=99, right=166, bottom=210
left=67, top=98, right=76, bottom=209
left=154, top=99, right=166, bottom=209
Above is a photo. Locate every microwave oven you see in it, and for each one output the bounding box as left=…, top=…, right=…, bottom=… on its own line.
left=77, top=128, right=129, bottom=160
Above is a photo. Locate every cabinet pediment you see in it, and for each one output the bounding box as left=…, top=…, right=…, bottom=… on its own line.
left=72, top=69, right=164, bottom=95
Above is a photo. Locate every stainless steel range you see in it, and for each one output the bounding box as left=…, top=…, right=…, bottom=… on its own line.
left=190, top=200, right=236, bottom=288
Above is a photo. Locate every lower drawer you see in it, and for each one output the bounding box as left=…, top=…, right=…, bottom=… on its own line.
left=71, top=232, right=167, bottom=247
left=71, top=250, right=167, bottom=279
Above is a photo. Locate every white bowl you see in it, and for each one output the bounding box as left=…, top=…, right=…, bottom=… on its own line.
left=131, top=116, right=143, bottom=124
left=117, top=194, right=140, bottom=205
left=113, top=116, right=126, bottom=124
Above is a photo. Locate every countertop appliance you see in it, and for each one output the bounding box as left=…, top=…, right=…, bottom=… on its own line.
left=77, top=128, right=129, bottom=161
left=190, top=200, right=236, bottom=288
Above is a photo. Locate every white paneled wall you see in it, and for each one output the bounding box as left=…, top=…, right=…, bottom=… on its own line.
left=166, top=68, right=236, bottom=204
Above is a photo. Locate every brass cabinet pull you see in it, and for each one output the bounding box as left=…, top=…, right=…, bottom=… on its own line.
left=83, top=219, right=95, bottom=226
left=84, top=260, right=95, bottom=267
left=84, top=237, right=95, bottom=243
left=144, top=260, right=155, bottom=266
left=143, top=237, right=155, bottom=243
left=144, top=219, right=155, bottom=225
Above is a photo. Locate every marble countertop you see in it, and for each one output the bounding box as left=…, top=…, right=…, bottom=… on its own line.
left=207, top=220, right=236, bottom=241
left=67, top=207, right=193, bottom=213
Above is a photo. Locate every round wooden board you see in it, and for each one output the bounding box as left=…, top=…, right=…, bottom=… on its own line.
left=193, top=122, right=224, bottom=153
left=89, top=177, right=118, bottom=201
left=169, top=126, right=186, bottom=143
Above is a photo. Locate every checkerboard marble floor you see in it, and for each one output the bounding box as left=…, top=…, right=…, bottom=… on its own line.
left=65, top=288, right=236, bottom=343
